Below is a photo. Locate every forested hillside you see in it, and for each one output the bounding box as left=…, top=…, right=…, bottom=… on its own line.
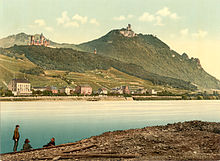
left=0, top=46, right=197, bottom=90
left=78, top=30, right=220, bottom=89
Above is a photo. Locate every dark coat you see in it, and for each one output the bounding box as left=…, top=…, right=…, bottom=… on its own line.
left=22, top=143, right=32, bottom=151
left=43, top=141, right=55, bottom=147
left=13, top=128, right=20, bottom=141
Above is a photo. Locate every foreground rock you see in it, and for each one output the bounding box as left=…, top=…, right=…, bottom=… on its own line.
left=1, top=121, right=220, bottom=160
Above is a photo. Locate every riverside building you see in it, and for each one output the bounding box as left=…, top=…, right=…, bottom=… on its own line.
left=8, top=79, right=32, bottom=96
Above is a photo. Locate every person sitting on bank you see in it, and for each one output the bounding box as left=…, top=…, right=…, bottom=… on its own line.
left=43, top=137, right=55, bottom=147
left=22, top=139, right=32, bottom=151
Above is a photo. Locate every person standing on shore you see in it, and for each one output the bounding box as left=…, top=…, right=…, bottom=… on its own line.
left=12, top=125, right=20, bottom=152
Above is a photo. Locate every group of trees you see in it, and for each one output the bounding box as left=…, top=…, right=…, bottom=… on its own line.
left=182, top=91, right=220, bottom=100
left=0, top=88, right=13, bottom=96
left=20, top=67, right=45, bottom=76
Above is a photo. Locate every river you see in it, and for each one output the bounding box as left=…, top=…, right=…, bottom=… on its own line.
left=0, top=100, right=219, bottom=153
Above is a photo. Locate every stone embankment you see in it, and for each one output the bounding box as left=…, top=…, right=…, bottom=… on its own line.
left=1, top=121, right=220, bottom=160
left=0, top=95, right=183, bottom=101
left=0, top=96, right=128, bottom=101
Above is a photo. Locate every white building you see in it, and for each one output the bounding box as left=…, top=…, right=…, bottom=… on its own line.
left=32, top=87, right=47, bottom=92
left=148, top=89, right=157, bottom=95
left=60, top=86, right=74, bottom=95
left=98, top=88, right=108, bottom=95
left=8, top=79, right=32, bottom=96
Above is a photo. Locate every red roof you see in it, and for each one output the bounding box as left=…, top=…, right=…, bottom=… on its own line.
left=12, top=79, right=30, bottom=83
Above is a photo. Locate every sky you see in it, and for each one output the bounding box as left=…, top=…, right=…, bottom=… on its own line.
left=1, top=0, right=220, bottom=80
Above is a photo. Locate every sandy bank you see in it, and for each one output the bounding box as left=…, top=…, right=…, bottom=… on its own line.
left=1, top=120, right=220, bottom=160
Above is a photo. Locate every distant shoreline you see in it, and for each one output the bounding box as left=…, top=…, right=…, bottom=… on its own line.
left=0, top=95, right=183, bottom=101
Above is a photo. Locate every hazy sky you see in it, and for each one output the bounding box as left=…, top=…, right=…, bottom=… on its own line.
left=1, top=0, right=220, bottom=80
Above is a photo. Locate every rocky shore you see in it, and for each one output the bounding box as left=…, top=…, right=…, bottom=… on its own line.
left=1, top=121, right=220, bottom=160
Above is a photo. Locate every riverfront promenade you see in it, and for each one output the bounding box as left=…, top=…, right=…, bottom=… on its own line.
left=0, top=95, right=182, bottom=101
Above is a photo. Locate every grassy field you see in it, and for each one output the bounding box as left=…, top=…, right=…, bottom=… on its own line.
left=0, top=54, right=35, bottom=87
left=0, top=54, right=68, bottom=88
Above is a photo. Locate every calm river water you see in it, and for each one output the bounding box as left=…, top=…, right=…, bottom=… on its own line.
left=0, top=100, right=220, bottom=153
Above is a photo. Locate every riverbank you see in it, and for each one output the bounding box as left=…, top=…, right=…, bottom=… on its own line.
left=1, top=121, right=220, bottom=160
left=0, top=95, right=182, bottom=101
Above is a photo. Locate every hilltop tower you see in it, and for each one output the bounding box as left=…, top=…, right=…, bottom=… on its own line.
left=30, top=36, right=35, bottom=45
left=127, top=24, right=131, bottom=31
left=120, top=24, right=136, bottom=37
left=40, top=33, right=45, bottom=45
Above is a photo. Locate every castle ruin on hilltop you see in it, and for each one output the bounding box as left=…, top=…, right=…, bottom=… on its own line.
left=29, top=33, right=49, bottom=47
left=120, top=24, right=136, bottom=37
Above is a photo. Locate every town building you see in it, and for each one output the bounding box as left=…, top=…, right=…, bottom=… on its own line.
left=32, top=87, right=47, bottom=92
left=29, top=33, right=49, bottom=47
left=98, top=88, right=108, bottom=95
left=120, top=24, right=136, bottom=37
left=129, top=86, right=147, bottom=94
left=46, top=86, right=58, bottom=94
left=136, top=88, right=147, bottom=94
left=121, top=85, right=130, bottom=94
left=75, top=85, right=92, bottom=95
left=213, top=90, right=220, bottom=95
left=60, top=86, right=74, bottom=95
left=8, top=79, right=32, bottom=96
left=110, top=87, right=123, bottom=94
left=148, top=89, right=157, bottom=95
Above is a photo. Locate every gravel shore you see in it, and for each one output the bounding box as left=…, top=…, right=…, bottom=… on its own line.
left=1, top=120, right=220, bottom=160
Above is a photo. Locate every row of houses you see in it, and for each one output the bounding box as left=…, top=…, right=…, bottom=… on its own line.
left=32, top=85, right=93, bottom=95
left=7, top=79, right=94, bottom=96
left=7, top=78, right=158, bottom=96
left=110, top=86, right=157, bottom=95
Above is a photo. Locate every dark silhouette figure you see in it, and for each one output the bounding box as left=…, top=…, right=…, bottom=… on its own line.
left=22, top=139, right=32, bottom=151
left=43, top=137, right=55, bottom=147
left=12, top=125, right=20, bottom=152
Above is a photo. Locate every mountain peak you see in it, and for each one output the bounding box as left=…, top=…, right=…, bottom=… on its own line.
left=16, top=32, right=27, bottom=36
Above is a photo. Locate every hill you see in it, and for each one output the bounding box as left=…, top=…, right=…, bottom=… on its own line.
left=0, top=33, right=81, bottom=50
left=0, top=45, right=196, bottom=91
left=1, top=29, right=219, bottom=90
left=78, top=29, right=220, bottom=90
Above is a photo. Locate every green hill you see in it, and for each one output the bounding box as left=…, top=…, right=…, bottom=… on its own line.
left=0, top=45, right=196, bottom=90
left=78, top=30, right=220, bottom=90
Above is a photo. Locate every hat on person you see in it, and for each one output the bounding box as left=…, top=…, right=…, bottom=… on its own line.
left=25, top=139, right=30, bottom=143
